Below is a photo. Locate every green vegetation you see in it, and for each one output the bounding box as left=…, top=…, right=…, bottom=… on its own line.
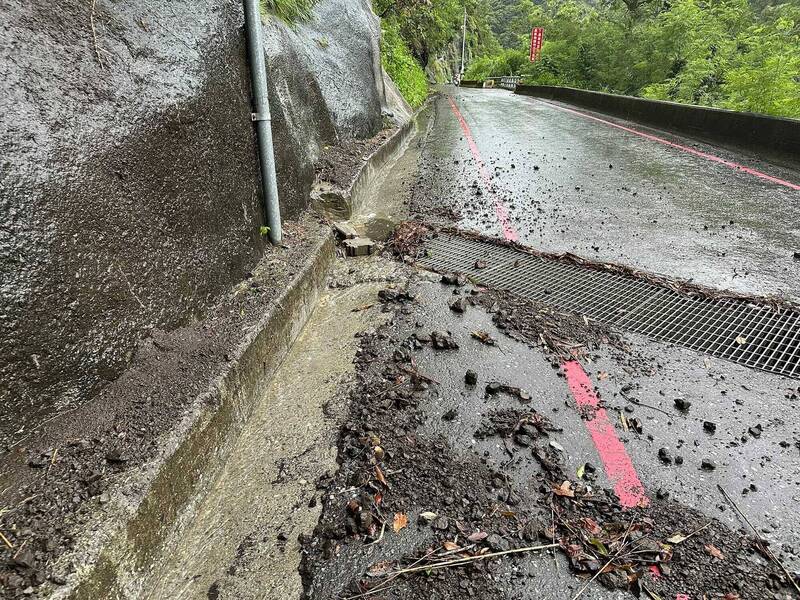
left=380, top=19, right=429, bottom=107
left=467, top=0, right=800, bottom=119
left=374, top=0, right=499, bottom=105
left=261, top=0, right=318, bottom=23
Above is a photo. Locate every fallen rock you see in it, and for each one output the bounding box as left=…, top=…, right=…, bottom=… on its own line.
left=333, top=221, right=359, bottom=239
left=464, top=369, right=478, bottom=385
left=449, top=297, right=468, bottom=313
left=701, top=458, right=716, bottom=471
left=485, top=382, right=502, bottom=395
left=486, top=533, right=510, bottom=552
left=674, top=398, right=692, bottom=411
left=430, top=331, right=458, bottom=350
left=441, top=273, right=467, bottom=286
left=344, top=236, right=374, bottom=257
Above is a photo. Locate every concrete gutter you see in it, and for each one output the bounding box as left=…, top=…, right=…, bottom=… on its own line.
left=51, top=233, right=334, bottom=599
left=515, top=84, right=800, bottom=168
left=35, top=111, right=422, bottom=598
left=312, top=118, right=417, bottom=220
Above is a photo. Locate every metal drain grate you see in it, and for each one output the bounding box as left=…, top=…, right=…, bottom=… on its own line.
left=418, top=234, right=800, bottom=379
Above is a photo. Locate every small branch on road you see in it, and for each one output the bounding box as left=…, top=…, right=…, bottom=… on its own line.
left=718, top=484, right=800, bottom=596
left=620, top=391, right=679, bottom=419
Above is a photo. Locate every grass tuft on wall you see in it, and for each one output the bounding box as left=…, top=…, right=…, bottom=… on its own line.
left=261, top=0, right=318, bottom=24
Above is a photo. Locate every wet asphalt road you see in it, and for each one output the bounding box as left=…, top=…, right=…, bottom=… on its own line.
left=422, top=87, right=800, bottom=301
left=405, top=89, right=800, bottom=584
left=411, top=280, right=800, bottom=596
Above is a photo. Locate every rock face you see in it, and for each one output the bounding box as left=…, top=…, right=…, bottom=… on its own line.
left=0, top=0, right=391, bottom=445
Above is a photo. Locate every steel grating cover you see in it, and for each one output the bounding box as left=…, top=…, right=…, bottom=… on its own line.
left=418, top=234, right=800, bottom=379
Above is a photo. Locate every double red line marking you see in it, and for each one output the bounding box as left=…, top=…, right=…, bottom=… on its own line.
left=448, top=96, right=519, bottom=242
left=448, top=95, right=649, bottom=508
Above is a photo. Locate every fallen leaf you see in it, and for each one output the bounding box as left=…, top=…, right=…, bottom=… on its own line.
left=705, top=543, right=725, bottom=560
left=598, top=371, right=609, bottom=381
left=367, top=560, right=394, bottom=577
left=552, top=480, right=575, bottom=497
left=467, top=531, right=488, bottom=542
left=576, top=463, right=586, bottom=479
left=666, top=533, right=687, bottom=544
left=392, top=512, right=408, bottom=533
left=419, top=511, right=437, bottom=522
left=442, top=541, right=460, bottom=551
left=589, top=537, right=609, bottom=556
left=580, top=517, right=602, bottom=535
left=374, top=466, right=389, bottom=488
left=471, top=330, right=496, bottom=345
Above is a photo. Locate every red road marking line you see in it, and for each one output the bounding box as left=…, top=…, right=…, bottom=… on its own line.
left=447, top=96, right=519, bottom=242
left=562, top=360, right=648, bottom=508
left=536, top=98, right=800, bottom=191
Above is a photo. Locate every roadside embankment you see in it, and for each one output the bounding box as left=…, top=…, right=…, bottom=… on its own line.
left=515, top=85, right=800, bottom=167
left=0, top=0, right=412, bottom=596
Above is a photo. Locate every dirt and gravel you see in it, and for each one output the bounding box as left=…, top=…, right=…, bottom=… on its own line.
left=0, top=216, right=329, bottom=596
left=299, top=272, right=798, bottom=599
left=299, top=90, right=800, bottom=600
left=316, top=127, right=397, bottom=189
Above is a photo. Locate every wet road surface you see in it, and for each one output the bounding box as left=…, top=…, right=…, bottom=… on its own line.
left=297, top=94, right=800, bottom=599
left=417, top=87, right=800, bottom=301
left=403, top=90, right=800, bottom=589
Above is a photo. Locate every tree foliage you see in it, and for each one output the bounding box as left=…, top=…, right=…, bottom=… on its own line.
left=380, top=18, right=429, bottom=107
left=375, top=0, right=499, bottom=104
left=468, top=0, right=800, bottom=118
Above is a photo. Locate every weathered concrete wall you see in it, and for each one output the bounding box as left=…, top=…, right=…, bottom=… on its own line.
left=515, top=85, right=800, bottom=167
left=0, top=0, right=386, bottom=445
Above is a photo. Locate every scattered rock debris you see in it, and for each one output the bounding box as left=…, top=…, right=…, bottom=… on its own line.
left=300, top=278, right=797, bottom=600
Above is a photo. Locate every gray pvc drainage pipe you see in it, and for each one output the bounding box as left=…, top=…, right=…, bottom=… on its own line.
left=243, top=0, right=282, bottom=244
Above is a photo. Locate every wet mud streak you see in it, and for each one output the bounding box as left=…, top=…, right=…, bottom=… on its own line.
left=536, top=98, right=800, bottom=191
left=447, top=95, right=519, bottom=241
left=562, top=360, right=649, bottom=508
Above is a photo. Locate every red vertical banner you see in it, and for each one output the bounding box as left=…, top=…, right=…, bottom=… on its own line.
left=529, top=27, right=544, bottom=62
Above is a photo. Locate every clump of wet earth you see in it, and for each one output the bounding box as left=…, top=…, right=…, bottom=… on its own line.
left=300, top=273, right=797, bottom=599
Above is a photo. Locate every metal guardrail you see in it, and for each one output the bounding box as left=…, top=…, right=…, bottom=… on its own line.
left=483, top=76, right=521, bottom=90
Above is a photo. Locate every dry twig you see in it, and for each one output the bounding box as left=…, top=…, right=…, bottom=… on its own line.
left=718, top=485, right=800, bottom=596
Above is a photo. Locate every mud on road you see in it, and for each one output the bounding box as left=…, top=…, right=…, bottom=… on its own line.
left=299, top=88, right=800, bottom=600
left=300, top=271, right=798, bottom=599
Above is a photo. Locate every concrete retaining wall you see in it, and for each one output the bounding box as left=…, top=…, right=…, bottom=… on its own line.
left=515, top=85, right=800, bottom=166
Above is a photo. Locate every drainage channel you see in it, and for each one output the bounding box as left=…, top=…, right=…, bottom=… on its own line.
left=417, top=234, right=800, bottom=379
